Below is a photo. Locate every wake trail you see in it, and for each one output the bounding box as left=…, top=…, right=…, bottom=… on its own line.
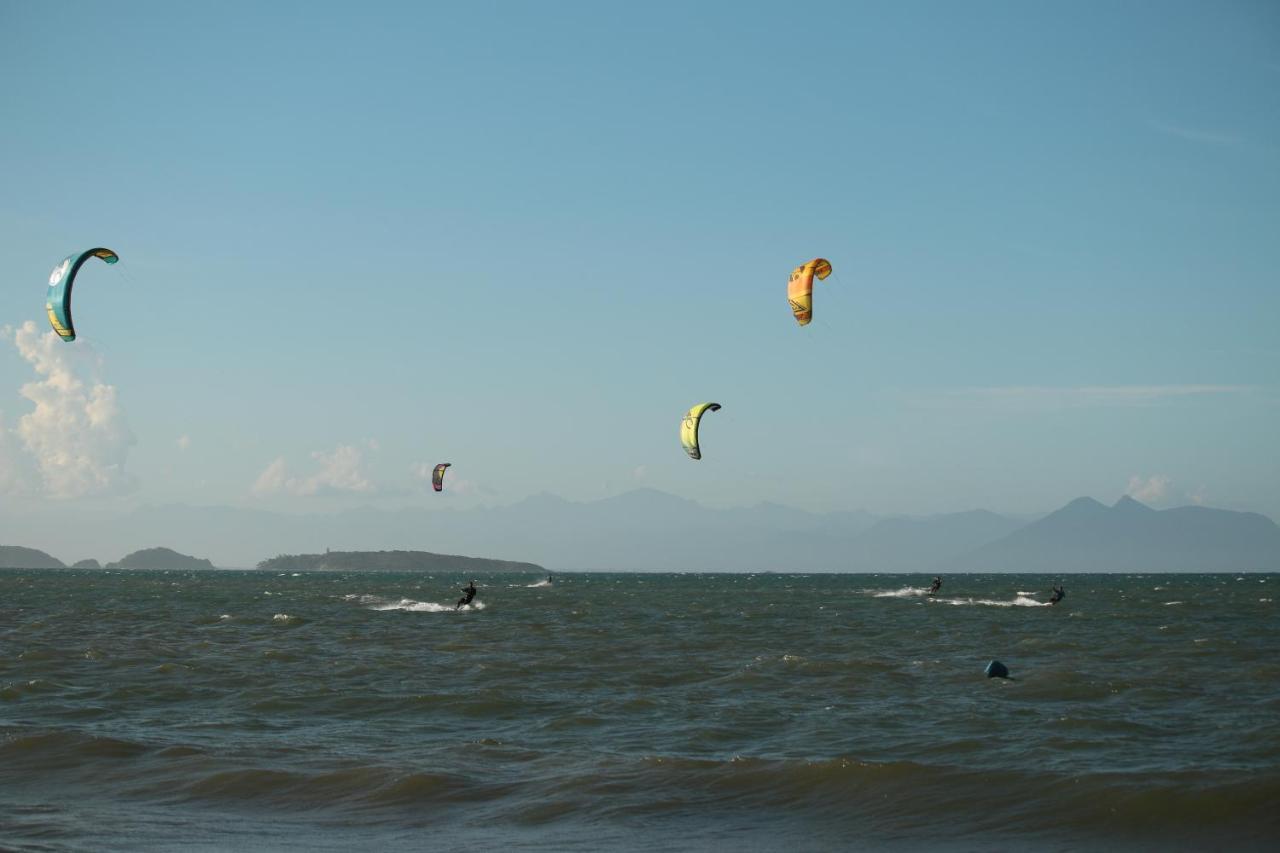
left=342, top=593, right=486, bottom=613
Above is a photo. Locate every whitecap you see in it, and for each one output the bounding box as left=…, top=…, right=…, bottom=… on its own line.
left=871, top=586, right=930, bottom=598
left=931, top=595, right=1049, bottom=608
left=1164, top=601, right=1184, bottom=606
left=342, top=593, right=385, bottom=606
left=272, top=613, right=295, bottom=623
left=372, top=599, right=486, bottom=613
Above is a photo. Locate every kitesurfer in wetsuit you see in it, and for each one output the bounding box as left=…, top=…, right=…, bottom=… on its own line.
left=456, top=580, right=477, bottom=609
left=928, top=576, right=942, bottom=595
left=1048, top=584, right=1065, bottom=605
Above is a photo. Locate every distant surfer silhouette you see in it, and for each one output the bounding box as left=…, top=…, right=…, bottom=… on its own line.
left=456, top=580, right=477, bottom=609
left=928, top=576, right=942, bottom=595
left=1048, top=584, right=1065, bottom=605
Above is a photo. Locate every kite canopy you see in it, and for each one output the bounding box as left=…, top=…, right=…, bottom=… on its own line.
left=786, top=258, right=832, bottom=327
left=432, top=463, right=451, bottom=492
left=680, top=403, right=721, bottom=460
left=46, top=247, right=119, bottom=342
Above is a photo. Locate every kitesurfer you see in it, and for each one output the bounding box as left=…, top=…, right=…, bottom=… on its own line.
left=1048, top=584, right=1065, bottom=605
left=928, top=576, right=942, bottom=595
left=456, top=580, right=477, bottom=609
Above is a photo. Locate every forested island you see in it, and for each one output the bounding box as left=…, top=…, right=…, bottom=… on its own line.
left=0, top=545, right=64, bottom=569
left=256, top=549, right=545, bottom=573
left=108, top=547, right=215, bottom=570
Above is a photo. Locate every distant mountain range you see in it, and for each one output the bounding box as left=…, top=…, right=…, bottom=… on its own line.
left=2, top=490, right=1278, bottom=571
left=957, top=496, right=1280, bottom=572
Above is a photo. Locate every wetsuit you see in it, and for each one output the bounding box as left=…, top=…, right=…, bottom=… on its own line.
left=928, top=578, right=942, bottom=595
left=456, top=583, right=476, bottom=609
left=1048, top=586, right=1065, bottom=605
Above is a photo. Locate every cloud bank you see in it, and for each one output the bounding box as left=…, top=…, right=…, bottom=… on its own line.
left=1126, top=474, right=1171, bottom=504
left=253, top=444, right=375, bottom=496
left=0, top=322, right=136, bottom=498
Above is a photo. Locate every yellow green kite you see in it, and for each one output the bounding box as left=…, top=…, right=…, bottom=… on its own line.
left=680, top=402, right=721, bottom=460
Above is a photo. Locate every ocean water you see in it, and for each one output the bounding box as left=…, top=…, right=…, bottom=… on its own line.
left=2, top=570, right=1277, bottom=852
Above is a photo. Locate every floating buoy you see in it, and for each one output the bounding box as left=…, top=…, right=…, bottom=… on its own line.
left=985, top=660, right=1009, bottom=679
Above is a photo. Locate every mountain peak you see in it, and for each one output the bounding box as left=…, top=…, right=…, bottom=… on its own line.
left=1059, top=496, right=1108, bottom=514
left=1113, top=495, right=1154, bottom=513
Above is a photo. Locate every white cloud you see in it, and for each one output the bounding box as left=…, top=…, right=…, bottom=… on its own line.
left=252, top=457, right=290, bottom=495
left=252, top=444, right=375, bottom=496
left=2, top=321, right=136, bottom=498
left=0, top=412, right=35, bottom=495
left=176, top=434, right=192, bottom=451
left=1126, top=474, right=1171, bottom=504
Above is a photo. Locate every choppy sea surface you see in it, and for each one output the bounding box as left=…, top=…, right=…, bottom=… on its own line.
left=2, top=570, right=1277, bottom=852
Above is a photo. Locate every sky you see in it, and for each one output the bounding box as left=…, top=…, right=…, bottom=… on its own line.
left=1, top=0, right=1278, bottom=527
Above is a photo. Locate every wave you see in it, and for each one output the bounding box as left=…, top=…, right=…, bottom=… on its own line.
left=340, top=593, right=485, bottom=612
left=525, top=580, right=552, bottom=588
left=5, top=722, right=1278, bottom=847
left=601, top=755, right=1280, bottom=841
left=869, top=586, right=931, bottom=598
left=14, top=725, right=1275, bottom=830
left=868, top=587, right=1049, bottom=607
left=373, top=597, right=485, bottom=613
left=929, top=595, right=1050, bottom=608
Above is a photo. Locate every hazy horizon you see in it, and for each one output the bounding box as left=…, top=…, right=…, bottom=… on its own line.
left=4, top=486, right=1277, bottom=571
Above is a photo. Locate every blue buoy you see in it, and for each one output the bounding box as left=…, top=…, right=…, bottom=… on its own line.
left=985, top=659, right=1009, bottom=679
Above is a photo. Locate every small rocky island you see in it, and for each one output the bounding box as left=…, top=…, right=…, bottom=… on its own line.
left=257, top=549, right=545, bottom=573
left=107, top=547, right=216, bottom=570
left=0, top=545, right=64, bottom=569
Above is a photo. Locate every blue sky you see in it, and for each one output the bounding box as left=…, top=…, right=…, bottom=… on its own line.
left=1, top=0, right=1277, bottom=521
